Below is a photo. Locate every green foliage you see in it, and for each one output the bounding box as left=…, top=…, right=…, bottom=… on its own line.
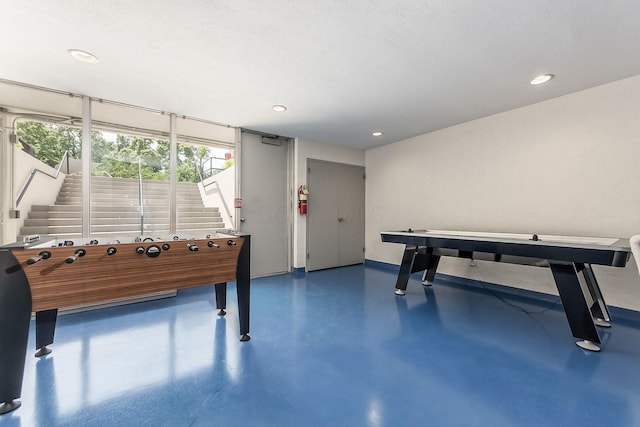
left=15, top=121, right=221, bottom=183
left=177, top=143, right=211, bottom=182
left=222, top=158, right=235, bottom=169
left=16, top=121, right=83, bottom=167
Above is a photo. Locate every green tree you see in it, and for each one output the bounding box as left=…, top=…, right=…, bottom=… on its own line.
left=177, top=143, right=211, bottom=182
left=17, top=120, right=217, bottom=183
left=91, top=132, right=114, bottom=163
left=16, top=121, right=82, bottom=167
left=17, top=121, right=114, bottom=167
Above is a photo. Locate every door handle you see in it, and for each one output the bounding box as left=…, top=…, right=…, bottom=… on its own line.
left=337, top=217, right=344, bottom=222
left=240, top=217, right=246, bottom=222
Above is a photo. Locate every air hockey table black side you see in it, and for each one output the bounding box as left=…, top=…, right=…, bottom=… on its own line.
left=381, top=229, right=631, bottom=352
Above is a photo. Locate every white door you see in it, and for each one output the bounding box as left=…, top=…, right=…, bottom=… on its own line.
left=306, top=160, right=365, bottom=271
left=238, top=131, right=290, bottom=277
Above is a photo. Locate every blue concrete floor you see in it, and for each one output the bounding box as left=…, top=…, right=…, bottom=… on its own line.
left=3, top=264, right=640, bottom=427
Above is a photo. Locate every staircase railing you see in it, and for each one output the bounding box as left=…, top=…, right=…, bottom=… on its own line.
left=200, top=156, right=225, bottom=180
left=210, top=181, right=232, bottom=225
left=16, top=150, right=70, bottom=207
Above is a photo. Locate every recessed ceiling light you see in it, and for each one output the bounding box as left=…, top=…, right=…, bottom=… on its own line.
left=272, top=105, right=287, bottom=112
left=530, top=74, right=554, bottom=85
left=372, top=131, right=383, bottom=137
left=68, top=49, right=99, bottom=64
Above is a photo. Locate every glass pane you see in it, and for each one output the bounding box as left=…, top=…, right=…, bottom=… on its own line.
left=91, top=130, right=170, bottom=237
left=14, top=119, right=82, bottom=240
left=176, top=141, right=234, bottom=234
left=2, top=80, right=83, bottom=243
left=175, top=114, right=236, bottom=234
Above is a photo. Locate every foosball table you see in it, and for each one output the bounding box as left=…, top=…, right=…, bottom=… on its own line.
left=0, top=231, right=250, bottom=414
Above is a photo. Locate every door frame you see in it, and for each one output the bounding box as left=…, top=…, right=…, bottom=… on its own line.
left=306, top=158, right=365, bottom=271
left=237, top=128, right=294, bottom=276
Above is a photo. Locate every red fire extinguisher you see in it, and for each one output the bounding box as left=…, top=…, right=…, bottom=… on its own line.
left=298, top=185, right=309, bottom=215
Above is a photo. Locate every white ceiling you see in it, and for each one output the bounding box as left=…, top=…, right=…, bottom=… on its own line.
left=2, top=1, right=640, bottom=150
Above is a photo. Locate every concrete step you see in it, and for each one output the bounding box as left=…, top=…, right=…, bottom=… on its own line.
left=58, top=191, right=204, bottom=200
left=60, top=194, right=202, bottom=201
left=60, top=182, right=202, bottom=190
left=92, top=205, right=142, bottom=213
left=61, top=188, right=201, bottom=196
left=87, top=218, right=156, bottom=226
left=27, top=205, right=221, bottom=220
left=89, top=222, right=226, bottom=233
left=56, top=198, right=184, bottom=206
left=59, top=186, right=200, bottom=193
left=63, top=176, right=202, bottom=188
left=30, top=204, right=218, bottom=214
left=91, top=210, right=220, bottom=217
left=21, top=224, right=156, bottom=234
left=183, top=222, right=225, bottom=228
left=59, top=187, right=203, bottom=197
left=176, top=215, right=222, bottom=224
left=28, top=213, right=221, bottom=222
left=95, top=224, right=166, bottom=232
left=20, top=225, right=83, bottom=235
left=178, top=207, right=220, bottom=213
left=31, top=204, right=82, bottom=212
left=29, top=211, right=83, bottom=219
left=176, top=210, right=222, bottom=218
left=56, top=193, right=202, bottom=205
left=90, top=213, right=169, bottom=220
left=88, top=216, right=221, bottom=225
left=174, top=228, right=232, bottom=235
left=23, top=218, right=85, bottom=227
left=17, top=225, right=227, bottom=241
left=23, top=215, right=222, bottom=227
left=23, top=176, right=225, bottom=237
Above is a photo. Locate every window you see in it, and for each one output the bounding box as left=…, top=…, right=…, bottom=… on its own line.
left=3, top=85, right=237, bottom=242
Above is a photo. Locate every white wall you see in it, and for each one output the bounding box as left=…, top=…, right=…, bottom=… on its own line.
left=4, top=148, right=66, bottom=241
left=199, top=165, right=235, bottom=228
left=366, top=74, right=640, bottom=310
left=293, top=138, right=365, bottom=268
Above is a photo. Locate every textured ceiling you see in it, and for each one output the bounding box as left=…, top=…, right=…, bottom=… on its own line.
left=2, top=1, right=640, bottom=149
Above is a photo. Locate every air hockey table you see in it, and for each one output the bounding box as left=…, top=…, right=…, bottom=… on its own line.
left=0, top=231, right=250, bottom=414
left=381, top=229, right=632, bottom=352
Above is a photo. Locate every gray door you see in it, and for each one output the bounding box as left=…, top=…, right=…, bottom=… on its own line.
left=307, top=160, right=365, bottom=271
left=239, top=131, right=290, bottom=277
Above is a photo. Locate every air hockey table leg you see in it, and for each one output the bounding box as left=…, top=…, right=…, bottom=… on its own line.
left=549, top=262, right=602, bottom=352
left=421, top=271, right=432, bottom=286
left=394, top=245, right=417, bottom=296
left=408, top=248, right=440, bottom=287
left=421, top=254, right=440, bottom=287
left=579, top=263, right=612, bottom=328
left=576, top=340, right=601, bottom=352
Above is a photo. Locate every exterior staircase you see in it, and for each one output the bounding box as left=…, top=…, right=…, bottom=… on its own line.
left=20, top=175, right=226, bottom=239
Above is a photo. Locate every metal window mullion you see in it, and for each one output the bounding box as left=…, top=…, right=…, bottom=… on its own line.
left=235, top=128, right=242, bottom=231
left=0, top=114, right=7, bottom=244
left=82, top=96, right=91, bottom=237
left=169, top=113, right=177, bottom=234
